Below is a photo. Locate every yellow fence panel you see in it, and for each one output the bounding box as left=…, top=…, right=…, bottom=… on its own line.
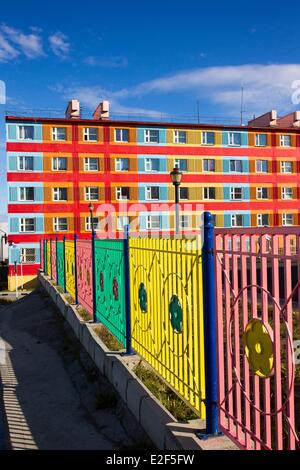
left=65, top=240, right=76, bottom=300
left=129, top=236, right=206, bottom=417
left=46, top=240, right=51, bottom=276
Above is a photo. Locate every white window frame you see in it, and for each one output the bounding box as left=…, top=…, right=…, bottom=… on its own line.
left=255, top=159, right=268, bottom=173
left=17, top=125, right=34, bottom=140
left=84, top=157, right=99, bottom=172
left=52, top=157, right=67, bottom=171
left=256, top=187, right=268, bottom=200
left=281, top=187, right=293, bottom=200
left=20, top=248, right=36, bottom=264
left=145, top=186, right=159, bottom=201
left=228, top=132, right=241, bottom=146
left=116, top=187, right=130, bottom=200
left=174, top=159, right=187, bottom=171
left=202, top=159, right=215, bottom=172
left=231, top=214, right=243, bottom=227
left=282, top=213, right=294, bottom=226
left=179, top=215, right=191, bottom=229
left=144, top=129, right=159, bottom=143
left=117, top=216, right=130, bottom=231
left=229, top=159, right=243, bottom=172
left=53, top=217, right=68, bottom=232
left=51, top=127, right=66, bottom=141
left=280, top=134, right=291, bottom=147
left=146, top=215, right=160, bottom=230
left=179, top=187, right=189, bottom=200
left=18, top=156, right=34, bottom=171
left=115, top=129, right=129, bottom=142
left=115, top=158, right=129, bottom=171
left=83, top=127, right=98, bottom=142
left=19, top=218, right=35, bottom=233
left=85, top=216, right=100, bottom=231
left=281, top=161, right=293, bottom=173
left=145, top=158, right=160, bottom=172
left=85, top=187, right=99, bottom=201
left=255, top=134, right=267, bottom=147
left=19, top=187, right=35, bottom=202
left=53, top=187, right=68, bottom=202
left=257, top=214, right=269, bottom=227
left=173, top=130, right=187, bottom=144
left=203, top=187, right=216, bottom=200
left=201, top=131, right=215, bottom=145
left=230, top=187, right=243, bottom=200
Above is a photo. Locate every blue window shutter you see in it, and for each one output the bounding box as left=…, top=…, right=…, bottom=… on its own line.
left=139, top=215, right=146, bottom=230
left=223, top=187, right=230, bottom=200
left=138, top=158, right=144, bottom=172
left=243, top=159, right=249, bottom=173
left=137, top=129, right=144, bottom=143
left=159, top=129, right=166, bottom=144
left=161, top=214, right=169, bottom=230
left=10, top=247, right=20, bottom=264
left=224, top=214, right=231, bottom=227
left=241, top=132, right=248, bottom=146
left=244, top=214, right=251, bottom=227
left=138, top=187, right=145, bottom=201
left=34, top=187, right=43, bottom=202
left=7, top=124, right=17, bottom=140
left=160, top=157, right=167, bottom=172
left=8, top=156, right=18, bottom=171
left=160, top=187, right=168, bottom=201
left=10, top=218, right=19, bottom=233
left=9, top=187, right=18, bottom=202
left=34, top=125, right=42, bottom=141
left=35, top=217, right=44, bottom=232
left=36, top=247, right=41, bottom=264
left=243, top=187, right=250, bottom=200
left=222, top=132, right=228, bottom=146
left=34, top=156, right=43, bottom=171
left=223, top=160, right=230, bottom=173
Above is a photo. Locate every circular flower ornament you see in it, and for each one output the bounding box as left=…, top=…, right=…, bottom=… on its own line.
left=243, top=319, right=274, bottom=378
left=79, top=265, right=82, bottom=280
left=99, top=272, right=104, bottom=291
left=86, top=270, right=90, bottom=285
left=169, top=295, right=183, bottom=333
left=112, top=277, right=118, bottom=300
left=138, top=283, right=147, bottom=313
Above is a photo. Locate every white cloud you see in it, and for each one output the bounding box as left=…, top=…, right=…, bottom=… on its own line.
left=48, top=31, right=70, bottom=59
left=0, top=24, right=44, bottom=59
left=84, top=56, right=128, bottom=68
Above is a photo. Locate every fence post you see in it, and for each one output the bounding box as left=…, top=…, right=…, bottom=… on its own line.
left=50, top=238, right=53, bottom=279
left=74, top=233, right=78, bottom=305
left=200, top=211, right=220, bottom=437
left=91, top=231, right=97, bottom=323
left=123, top=225, right=133, bottom=355
left=45, top=240, right=47, bottom=275
left=55, top=237, right=59, bottom=284
left=63, top=236, right=67, bottom=293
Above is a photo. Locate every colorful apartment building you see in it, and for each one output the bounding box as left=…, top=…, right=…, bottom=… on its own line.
left=6, top=101, right=300, bottom=289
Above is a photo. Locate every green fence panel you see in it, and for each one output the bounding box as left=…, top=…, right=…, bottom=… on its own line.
left=57, top=241, right=65, bottom=289
left=94, top=239, right=126, bottom=347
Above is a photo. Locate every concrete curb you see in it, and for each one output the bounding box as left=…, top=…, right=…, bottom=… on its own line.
left=38, top=273, right=238, bottom=451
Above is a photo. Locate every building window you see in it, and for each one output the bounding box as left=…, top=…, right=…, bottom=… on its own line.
left=85, top=216, right=100, bottom=231
left=19, top=187, right=34, bottom=201
left=173, top=130, right=187, bottom=144
left=19, top=218, right=35, bottom=232
left=281, top=161, right=293, bottom=173
left=84, top=158, right=99, bottom=171
left=282, top=213, right=294, bottom=226
left=146, top=215, right=160, bottom=230
left=20, top=248, right=36, bottom=264
left=52, top=157, right=67, bottom=171
left=83, top=127, right=98, bottom=142
left=53, top=188, right=68, bottom=201
left=230, top=160, right=243, bottom=172
left=280, top=135, right=291, bottom=147
left=256, top=187, right=269, bottom=199
left=53, top=217, right=68, bottom=232
left=202, top=159, right=215, bottom=172
left=115, top=158, right=129, bottom=171
left=174, top=159, right=187, bottom=171
left=230, top=187, right=243, bottom=200
left=231, top=214, right=243, bottom=227
left=144, top=129, right=159, bottom=143
left=179, top=187, right=189, bottom=200
left=203, top=187, right=216, bottom=200
left=256, top=160, right=268, bottom=173
left=18, top=156, right=34, bottom=171
left=145, top=158, right=160, bottom=172
left=117, top=216, right=130, bottom=231
left=115, top=129, right=129, bottom=142
left=255, top=134, right=267, bottom=147
left=179, top=215, right=190, bottom=229
left=17, top=125, right=34, bottom=140
left=145, top=186, right=159, bottom=200
left=201, top=131, right=215, bottom=145
left=116, top=187, right=130, bottom=200
left=281, top=187, right=293, bottom=200
left=257, top=214, right=270, bottom=227
left=52, top=127, right=66, bottom=141
left=228, top=132, right=241, bottom=146
left=85, top=187, right=99, bottom=201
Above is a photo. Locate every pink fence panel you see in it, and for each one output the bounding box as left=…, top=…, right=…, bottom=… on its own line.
left=76, top=240, right=93, bottom=317
left=215, top=227, right=300, bottom=450
left=51, top=239, right=57, bottom=283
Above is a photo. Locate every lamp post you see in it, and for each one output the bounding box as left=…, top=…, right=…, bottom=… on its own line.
left=170, top=167, right=183, bottom=235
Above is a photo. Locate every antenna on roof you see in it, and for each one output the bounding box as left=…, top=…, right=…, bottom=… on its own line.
left=197, top=100, right=200, bottom=124
left=240, top=85, right=244, bottom=125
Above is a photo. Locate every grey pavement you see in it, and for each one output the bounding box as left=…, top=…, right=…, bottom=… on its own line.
left=0, top=289, right=152, bottom=450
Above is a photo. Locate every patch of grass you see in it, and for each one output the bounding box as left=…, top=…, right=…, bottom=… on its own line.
left=94, top=390, right=118, bottom=409
left=93, top=325, right=123, bottom=351
left=134, top=362, right=198, bottom=423
left=64, top=294, right=75, bottom=305
left=56, top=286, right=64, bottom=294
left=77, top=306, right=92, bottom=322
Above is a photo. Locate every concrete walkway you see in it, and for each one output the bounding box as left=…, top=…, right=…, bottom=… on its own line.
left=0, top=289, right=152, bottom=450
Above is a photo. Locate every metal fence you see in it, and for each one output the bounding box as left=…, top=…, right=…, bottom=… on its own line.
left=76, top=239, right=93, bottom=316
left=64, top=240, right=76, bottom=300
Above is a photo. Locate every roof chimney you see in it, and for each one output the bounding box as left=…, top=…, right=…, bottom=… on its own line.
left=93, top=100, right=110, bottom=120
left=65, top=99, right=80, bottom=119
left=248, top=110, right=277, bottom=127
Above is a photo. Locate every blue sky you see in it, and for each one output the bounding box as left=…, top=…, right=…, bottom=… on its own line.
left=1, top=0, right=300, bottom=219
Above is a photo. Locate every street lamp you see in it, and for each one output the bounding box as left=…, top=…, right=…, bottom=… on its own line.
left=88, top=203, right=95, bottom=236
left=170, top=167, right=183, bottom=235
